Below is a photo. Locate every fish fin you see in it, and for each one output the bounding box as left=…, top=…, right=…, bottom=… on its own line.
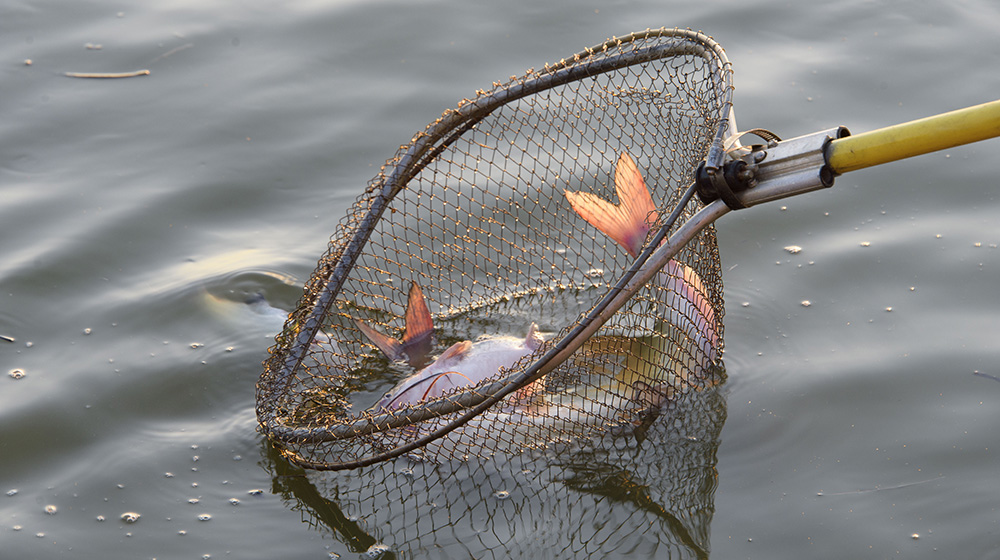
left=515, top=378, right=545, bottom=400
left=437, top=340, right=472, bottom=364
left=524, top=322, right=544, bottom=351
left=402, top=282, right=433, bottom=347
left=355, top=282, right=434, bottom=366
left=632, top=381, right=672, bottom=410
left=564, top=152, right=658, bottom=258
left=400, top=282, right=434, bottom=367
left=355, top=319, right=404, bottom=361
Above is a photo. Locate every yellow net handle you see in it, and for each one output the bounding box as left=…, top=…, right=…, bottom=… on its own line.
left=827, top=99, right=1000, bottom=174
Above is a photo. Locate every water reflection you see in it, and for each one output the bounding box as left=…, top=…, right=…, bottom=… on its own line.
left=262, top=377, right=726, bottom=559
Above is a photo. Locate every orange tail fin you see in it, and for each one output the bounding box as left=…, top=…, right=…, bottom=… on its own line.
left=564, top=152, right=658, bottom=258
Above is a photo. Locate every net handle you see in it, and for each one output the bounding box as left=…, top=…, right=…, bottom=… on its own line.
left=827, top=99, right=1000, bottom=174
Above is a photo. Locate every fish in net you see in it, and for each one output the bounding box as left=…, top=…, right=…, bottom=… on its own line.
left=256, top=28, right=734, bottom=471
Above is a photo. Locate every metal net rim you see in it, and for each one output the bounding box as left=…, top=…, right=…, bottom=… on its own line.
left=256, top=27, right=735, bottom=470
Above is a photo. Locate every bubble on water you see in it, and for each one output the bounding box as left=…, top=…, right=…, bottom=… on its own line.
left=911, top=533, right=920, bottom=540
left=247, top=489, right=264, bottom=496
left=741, top=302, right=750, bottom=307
left=197, top=513, right=212, bottom=522
left=25, top=341, right=33, bottom=348
left=188, top=498, right=200, bottom=504
left=96, top=515, right=105, bottom=522
left=859, top=241, right=871, bottom=247
left=585, top=268, right=604, bottom=278
left=164, top=472, right=174, bottom=478
left=364, top=543, right=390, bottom=558
left=83, top=328, right=92, bottom=335
left=229, top=498, right=240, bottom=506
left=44, top=504, right=57, bottom=515
left=12, top=525, right=22, bottom=531
left=120, top=512, right=141, bottom=524
left=493, top=490, right=510, bottom=500
left=178, top=530, right=187, bottom=535
left=9, top=369, right=25, bottom=379
left=191, top=483, right=198, bottom=488
left=36, top=532, right=45, bottom=538
left=784, top=245, right=802, bottom=254
left=800, top=300, right=812, bottom=307
left=6, top=489, right=18, bottom=496
left=885, top=307, right=893, bottom=312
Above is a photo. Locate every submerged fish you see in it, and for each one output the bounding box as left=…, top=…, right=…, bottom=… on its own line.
left=564, top=151, right=721, bottom=381
left=357, top=152, right=719, bottom=436
left=356, top=283, right=544, bottom=411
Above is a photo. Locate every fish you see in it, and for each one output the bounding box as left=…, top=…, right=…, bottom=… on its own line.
left=356, top=283, right=544, bottom=411
left=357, top=152, right=720, bottom=443
left=564, top=151, right=721, bottom=383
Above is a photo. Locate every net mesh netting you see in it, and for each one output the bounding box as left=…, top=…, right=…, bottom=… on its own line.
left=265, top=382, right=727, bottom=559
left=257, top=28, right=733, bottom=471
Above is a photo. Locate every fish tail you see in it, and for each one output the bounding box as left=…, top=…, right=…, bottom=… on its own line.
left=356, top=281, right=435, bottom=365
left=355, top=319, right=404, bottom=361
left=400, top=282, right=434, bottom=362
left=564, top=152, right=658, bottom=258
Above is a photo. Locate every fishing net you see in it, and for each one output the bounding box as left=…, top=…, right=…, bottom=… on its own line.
left=265, top=382, right=727, bottom=559
left=257, top=28, right=733, bottom=471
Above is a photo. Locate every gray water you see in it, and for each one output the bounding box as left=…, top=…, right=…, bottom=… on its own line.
left=3, top=1, right=1000, bottom=558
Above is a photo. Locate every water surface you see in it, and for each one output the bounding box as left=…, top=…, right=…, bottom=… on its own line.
left=3, top=1, right=999, bottom=558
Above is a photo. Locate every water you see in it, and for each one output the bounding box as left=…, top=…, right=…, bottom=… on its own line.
left=3, top=0, right=999, bottom=558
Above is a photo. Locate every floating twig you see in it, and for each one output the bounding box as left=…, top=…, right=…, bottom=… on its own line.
left=816, top=476, right=944, bottom=497
left=0, top=335, right=14, bottom=343
left=973, top=370, right=1000, bottom=383
left=64, top=69, right=150, bottom=79
left=149, top=42, right=193, bottom=64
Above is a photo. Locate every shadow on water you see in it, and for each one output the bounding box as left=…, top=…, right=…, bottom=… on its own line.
left=260, top=377, right=727, bottom=559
